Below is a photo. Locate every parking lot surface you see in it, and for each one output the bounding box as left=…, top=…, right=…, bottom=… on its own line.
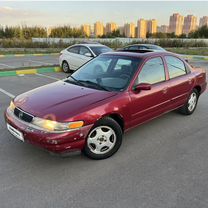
left=0, top=54, right=59, bottom=70
left=0, top=61, right=208, bottom=208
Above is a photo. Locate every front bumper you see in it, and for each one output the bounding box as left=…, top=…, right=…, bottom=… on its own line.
left=5, top=108, right=93, bottom=153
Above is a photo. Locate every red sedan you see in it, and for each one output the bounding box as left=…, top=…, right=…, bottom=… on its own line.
left=5, top=51, right=207, bottom=159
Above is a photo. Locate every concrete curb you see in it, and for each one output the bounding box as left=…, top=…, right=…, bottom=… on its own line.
left=0, top=53, right=59, bottom=58
left=0, top=66, right=62, bottom=77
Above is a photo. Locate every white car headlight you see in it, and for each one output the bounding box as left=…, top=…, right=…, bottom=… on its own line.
left=32, top=117, right=84, bottom=132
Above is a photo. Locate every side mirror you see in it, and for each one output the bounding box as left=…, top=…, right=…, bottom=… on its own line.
left=134, top=83, right=151, bottom=92
left=85, top=52, right=93, bottom=57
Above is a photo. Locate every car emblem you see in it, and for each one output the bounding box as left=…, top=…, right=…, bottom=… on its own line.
left=19, top=111, right=24, bottom=119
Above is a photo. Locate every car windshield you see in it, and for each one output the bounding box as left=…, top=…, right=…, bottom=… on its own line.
left=90, top=46, right=112, bottom=56
left=66, top=55, right=141, bottom=92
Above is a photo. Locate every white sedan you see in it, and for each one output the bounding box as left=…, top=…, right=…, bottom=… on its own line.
left=59, top=43, right=112, bottom=73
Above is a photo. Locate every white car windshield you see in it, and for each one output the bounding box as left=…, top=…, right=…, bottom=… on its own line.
left=90, top=46, right=112, bottom=56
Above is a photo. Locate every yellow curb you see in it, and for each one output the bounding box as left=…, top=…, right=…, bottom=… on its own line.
left=14, top=54, right=25, bottom=57
left=16, top=69, right=37, bottom=75
left=33, top=54, right=44, bottom=56
left=0, top=55, right=5, bottom=58
left=54, top=67, right=62, bottom=72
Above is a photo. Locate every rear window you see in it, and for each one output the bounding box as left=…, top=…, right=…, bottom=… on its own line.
left=165, top=56, right=187, bottom=79
left=90, top=46, right=112, bottom=56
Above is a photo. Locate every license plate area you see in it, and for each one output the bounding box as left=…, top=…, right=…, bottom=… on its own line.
left=7, top=123, right=24, bottom=142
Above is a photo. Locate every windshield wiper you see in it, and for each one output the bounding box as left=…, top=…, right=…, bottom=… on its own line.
left=66, top=76, right=85, bottom=87
left=79, top=80, right=110, bottom=91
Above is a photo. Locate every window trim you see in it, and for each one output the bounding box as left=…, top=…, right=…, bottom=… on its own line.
left=132, top=56, right=167, bottom=88
left=164, top=55, right=188, bottom=80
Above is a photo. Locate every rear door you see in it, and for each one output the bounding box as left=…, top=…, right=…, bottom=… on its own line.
left=129, top=57, right=171, bottom=127
left=164, top=55, right=194, bottom=109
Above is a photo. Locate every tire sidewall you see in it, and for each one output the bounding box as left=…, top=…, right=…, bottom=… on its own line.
left=186, top=89, right=199, bottom=115
left=83, top=117, right=123, bottom=160
left=62, top=61, right=70, bottom=73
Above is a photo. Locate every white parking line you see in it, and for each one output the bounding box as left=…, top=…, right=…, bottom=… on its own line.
left=29, top=60, right=54, bottom=65
left=36, top=73, right=60, bottom=81
left=0, top=88, right=15, bottom=98
left=0, top=63, right=14, bottom=68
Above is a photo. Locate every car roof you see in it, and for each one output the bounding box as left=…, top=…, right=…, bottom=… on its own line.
left=101, top=51, right=181, bottom=59
left=126, top=43, right=162, bottom=47
left=75, top=43, right=108, bottom=47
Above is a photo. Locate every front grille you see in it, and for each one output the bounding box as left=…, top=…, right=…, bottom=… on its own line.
left=14, top=108, right=34, bottom=123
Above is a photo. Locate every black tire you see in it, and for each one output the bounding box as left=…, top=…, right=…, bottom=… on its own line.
left=178, top=89, right=199, bottom=115
left=83, top=117, right=123, bottom=160
left=62, top=61, right=71, bottom=73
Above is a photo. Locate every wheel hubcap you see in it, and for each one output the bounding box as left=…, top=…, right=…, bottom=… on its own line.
left=188, top=92, right=197, bottom=112
left=87, top=126, right=116, bottom=154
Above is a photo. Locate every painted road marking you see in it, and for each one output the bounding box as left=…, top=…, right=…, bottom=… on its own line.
left=0, top=63, right=14, bottom=68
left=0, top=88, right=15, bottom=98
left=36, top=73, right=60, bottom=81
left=29, top=60, right=54, bottom=65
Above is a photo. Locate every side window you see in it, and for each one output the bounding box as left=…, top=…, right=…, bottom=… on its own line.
left=136, top=57, right=165, bottom=85
left=67, top=46, right=80, bottom=54
left=138, top=46, right=147, bottom=50
left=128, top=46, right=139, bottom=50
left=79, top=46, right=91, bottom=56
left=165, top=56, right=186, bottom=79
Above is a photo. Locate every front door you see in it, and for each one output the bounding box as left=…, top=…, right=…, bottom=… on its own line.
left=78, top=46, right=93, bottom=67
left=129, top=57, right=170, bottom=128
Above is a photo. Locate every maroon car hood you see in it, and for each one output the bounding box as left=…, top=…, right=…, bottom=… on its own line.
left=14, top=81, right=117, bottom=121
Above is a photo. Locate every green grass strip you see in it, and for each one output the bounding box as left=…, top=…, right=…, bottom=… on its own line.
left=0, top=71, right=17, bottom=77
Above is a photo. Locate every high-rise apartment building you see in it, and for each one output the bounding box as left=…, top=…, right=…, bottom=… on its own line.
left=94, top=21, right=104, bottom=37
left=169, top=13, right=184, bottom=35
left=105, top=22, right=118, bottom=34
left=199, top=16, right=208, bottom=27
left=147, top=19, right=157, bottom=34
left=118, top=26, right=124, bottom=36
left=124, top=23, right=135, bottom=38
left=183, top=15, right=197, bottom=35
left=82, top=24, right=91, bottom=37
left=137, top=19, right=147, bottom=38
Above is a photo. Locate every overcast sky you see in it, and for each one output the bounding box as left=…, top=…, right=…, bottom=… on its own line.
left=0, top=1, right=207, bottom=27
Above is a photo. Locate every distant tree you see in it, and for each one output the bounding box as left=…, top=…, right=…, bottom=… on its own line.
left=178, top=33, right=187, bottom=38
left=0, top=26, right=4, bottom=38
left=189, top=26, right=208, bottom=38
left=100, top=29, right=123, bottom=38
left=49, top=26, right=85, bottom=38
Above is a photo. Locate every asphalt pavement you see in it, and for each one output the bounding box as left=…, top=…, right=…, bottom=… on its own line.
left=0, top=54, right=59, bottom=70
left=0, top=61, right=207, bottom=208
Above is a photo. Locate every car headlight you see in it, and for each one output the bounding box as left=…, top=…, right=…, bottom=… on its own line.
left=9, top=100, right=16, bottom=112
left=32, top=117, right=84, bottom=132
